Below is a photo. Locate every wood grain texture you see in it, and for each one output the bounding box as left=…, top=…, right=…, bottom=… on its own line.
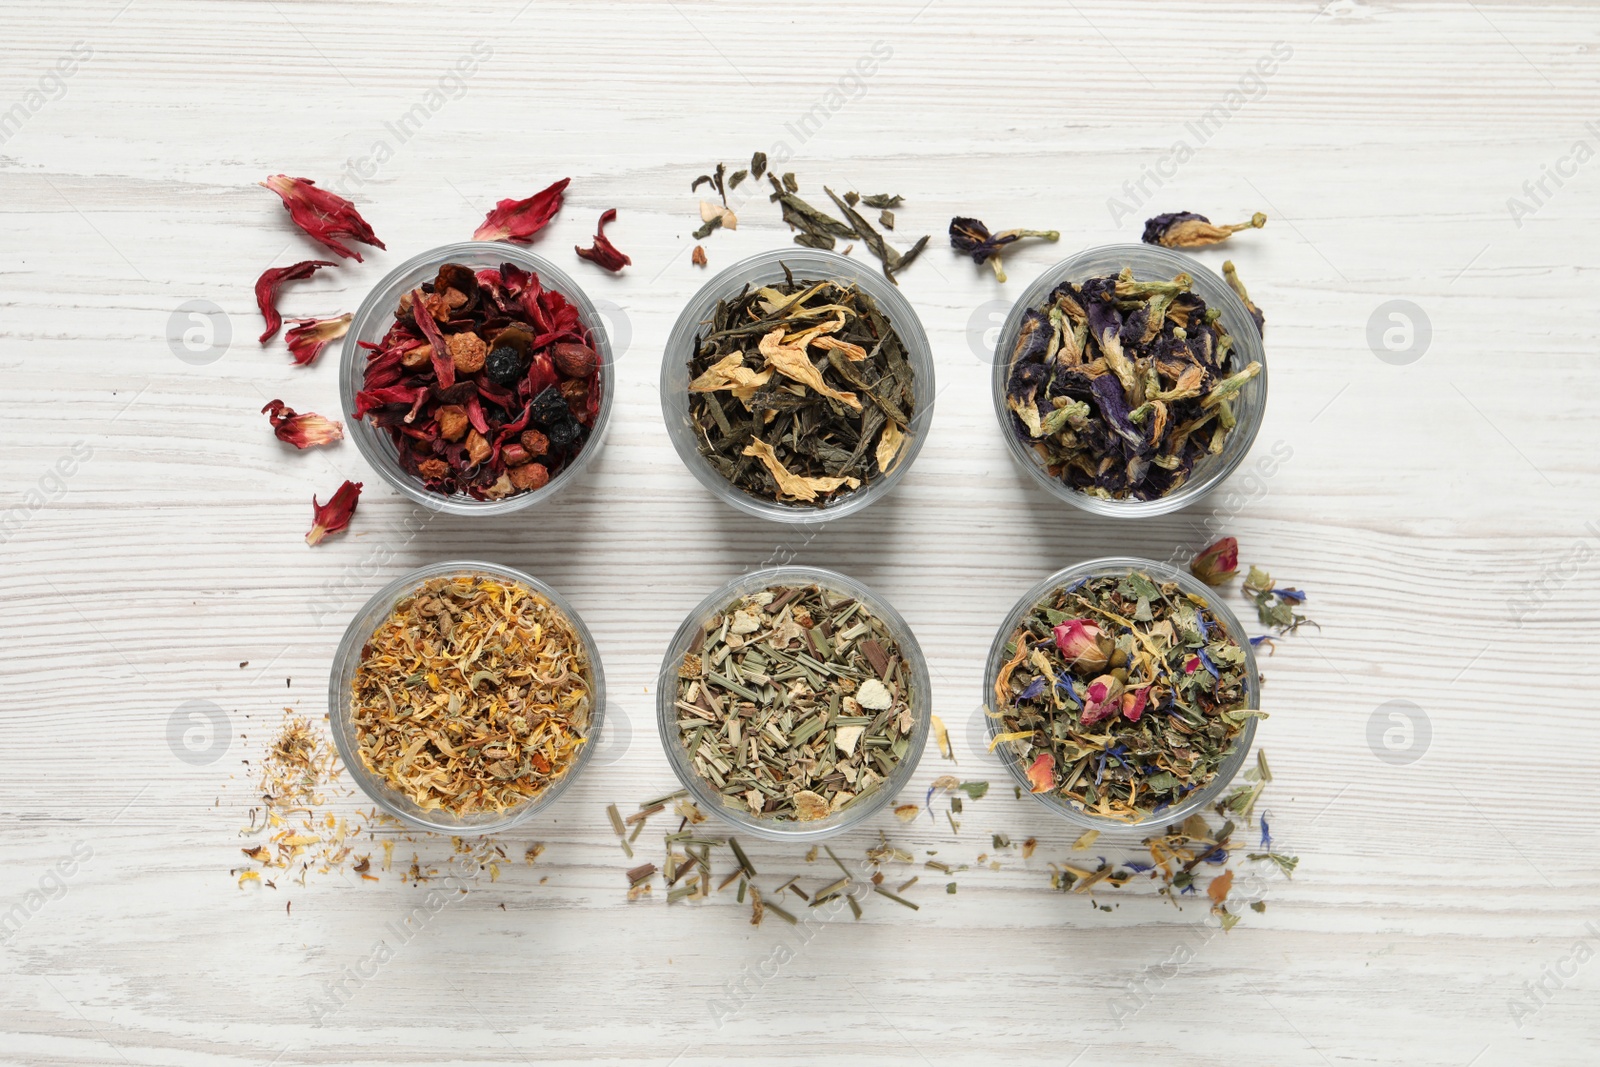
left=2, top=0, right=1597, bottom=1064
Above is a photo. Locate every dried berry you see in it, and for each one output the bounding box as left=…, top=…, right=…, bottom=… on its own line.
left=508, top=463, right=550, bottom=491
left=529, top=385, right=571, bottom=428
left=520, top=429, right=549, bottom=457
left=552, top=342, right=596, bottom=378
left=485, top=345, right=527, bottom=386
left=547, top=417, right=581, bottom=452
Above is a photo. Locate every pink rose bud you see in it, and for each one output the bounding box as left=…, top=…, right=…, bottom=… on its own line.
left=1052, top=619, right=1109, bottom=672
left=1190, top=536, right=1239, bottom=586
left=1080, top=674, right=1126, bottom=726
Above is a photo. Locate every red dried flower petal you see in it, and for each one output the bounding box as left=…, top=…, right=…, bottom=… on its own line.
left=285, top=313, right=352, bottom=366
left=575, top=208, right=631, bottom=272
left=262, top=399, right=344, bottom=449
left=306, top=480, right=361, bottom=546
left=409, top=289, right=454, bottom=390
left=256, top=260, right=335, bottom=344
left=1122, top=686, right=1150, bottom=723
left=1025, top=752, right=1055, bottom=793
left=260, top=175, right=385, bottom=261
left=473, top=178, right=570, bottom=243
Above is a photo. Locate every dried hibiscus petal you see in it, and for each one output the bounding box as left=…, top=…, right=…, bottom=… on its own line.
left=260, top=175, right=385, bottom=261
left=473, top=178, right=570, bottom=243
left=575, top=208, right=631, bottom=272
left=306, top=480, right=361, bottom=546
left=262, top=399, right=343, bottom=448
left=284, top=313, right=352, bottom=366
left=255, top=260, right=334, bottom=344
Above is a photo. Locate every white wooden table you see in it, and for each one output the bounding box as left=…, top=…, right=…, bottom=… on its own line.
left=4, top=1, right=1595, bottom=1063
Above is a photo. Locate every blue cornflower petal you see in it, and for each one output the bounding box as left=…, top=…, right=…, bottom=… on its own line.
left=1057, top=677, right=1082, bottom=708
left=1249, top=635, right=1274, bottom=647
left=1019, top=677, right=1047, bottom=701
left=1125, top=861, right=1154, bottom=873
left=1198, top=648, right=1220, bottom=679
left=1260, top=812, right=1272, bottom=850
left=1272, top=588, right=1306, bottom=603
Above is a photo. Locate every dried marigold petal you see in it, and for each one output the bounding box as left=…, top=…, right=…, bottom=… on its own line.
left=285, top=313, right=352, bottom=366
left=260, top=175, right=386, bottom=261
left=255, top=260, right=334, bottom=344
left=574, top=208, right=631, bottom=272
left=262, top=399, right=344, bottom=449
left=473, top=177, right=570, bottom=242
left=306, top=479, right=361, bottom=546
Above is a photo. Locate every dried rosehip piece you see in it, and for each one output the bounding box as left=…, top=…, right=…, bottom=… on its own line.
left=354, top=260, right=601, bottom=501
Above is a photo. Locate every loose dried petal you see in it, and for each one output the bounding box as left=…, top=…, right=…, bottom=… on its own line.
left=575, top=208, right=632, bottom=272
left=741, top=439, right=860, bottom=502
left=262, top=399, right=343, bottom=449
left=305, top=480, right=361, bottom=546
left=474, top=178, right=570, bottom=242
left=255, top=260, right=334, bottom=344
left=1190, top=536, right=1240, bottom=585
left=1141, top=211, right=1267, bottom=249
left=284, top=313, right=352, bottom=366
left=758, top=328, right=860, bottom=410
left=691, top=245, right=707, bottom=267
left=260, top=175, right=386, bottom=261
left=1025, top=752, right=1055, bottom=793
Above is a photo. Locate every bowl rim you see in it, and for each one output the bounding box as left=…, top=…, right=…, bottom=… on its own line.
left=659, top=247, right=936, bottom=525
left=989, top=242, right=1268, bottom=519
left=982, top=554, right=1260, bottom=833
left=654, top=564, right=931, bottom=842
left=327, top=559, right=606, bottom=835
left=339, top=242, right=616, bottom=517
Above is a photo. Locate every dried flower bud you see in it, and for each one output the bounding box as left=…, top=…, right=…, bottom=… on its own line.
left=255, top=260, right=335, bottom=344
left=261, top=399, right=343, bottom=449
left=948, top=216, right=1059, bottom=282
left=284, top=313, right=352, bottom=366
left=1080, top=674, right=1126, bottom=726
left=260, top=175, right=385, bottom=261
left=1052, top=619, right=1108, bottom=672
left=574, top=208, right=631, bottom=272
left=306, top=480, right=361, bottom=546
left=473, top=178, right=569, bottom=242
left=552, top=342, right=597, bottom=378
left=1141, top=211, right=1266, bottom=249
left=508, top=462, right=550, bottom=491
left=1190, top=536, right=1240, bottom=585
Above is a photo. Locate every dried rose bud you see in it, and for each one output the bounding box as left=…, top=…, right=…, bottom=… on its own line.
left=255, top=260, right=334, bottom=343
left=260, top=175, right=385, bottom=261
left=1141, top=211, right=1266, bottom=249
left=1025, top=752, right=1055, bottom=793
left=284, top=313, right=351, bottom=366
left=435, top=405, right=469, bottom=442
left=508, top=462, right=550, bottom=491
left=552, top=342, right=597, bottom=378
left=262, top=399, right=343, bottom=449
left=520, top=429, right=549, bottom=457
left=474, top=177, right=570, bottom=242
left=1079, top=674, right=1126, bottom=726
left=574, top=208, right=631, bottom=272
left=501, top=442, right=530, bottom=466
left=1052, top=619, right=1108, bottom=672
left=306, top=480, right=361, bottom=546
left=1190, top=536, right=1240, bottom=586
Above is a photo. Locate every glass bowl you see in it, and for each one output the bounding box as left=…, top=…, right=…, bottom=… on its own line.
left=661, top=248, right=935, bottom=524
left=340, top=243, right=615, bottom=516
left=983, top=556, right=1260, bottom=833
left=655, top=565, right=931, bottom=842
left=990, top=244, right=1266, bottom=518
left=328, top=560, right=605, bottom=834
